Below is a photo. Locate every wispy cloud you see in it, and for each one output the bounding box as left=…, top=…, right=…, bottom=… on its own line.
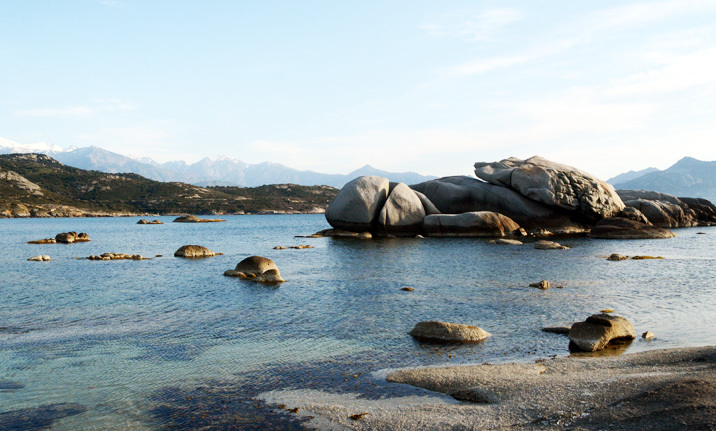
left=421, top=8, right=523, bottom=42
left=15, top=99, right=136, bottom=117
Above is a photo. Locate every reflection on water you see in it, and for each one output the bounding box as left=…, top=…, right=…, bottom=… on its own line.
left=1, top=215, right=715, bottom=428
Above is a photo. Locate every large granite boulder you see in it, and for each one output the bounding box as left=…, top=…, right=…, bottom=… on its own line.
left=474, top=156, right=624, bottom=222
left=174, top=245, right=221, bottom=258
left=590, top=218, right=676, bottom=239
left=423, top=212, right=522, bottom=237
left=410, top=321, right=490, bottom=343
left=569, top=314, right=636, bottom=352
left=325, top=176, right=390, bottom=232
left=618, top=190, right=716, bottom=228
left=411, top=176, right=584, bottom=233
left=377, top=183, right=426, bottom=236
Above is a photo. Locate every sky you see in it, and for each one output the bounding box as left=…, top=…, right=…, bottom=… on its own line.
left=2, top=0, right=716, bottom=179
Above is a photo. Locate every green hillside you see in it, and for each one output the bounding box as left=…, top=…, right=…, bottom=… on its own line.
left=0, top=153, right=337, bottom=216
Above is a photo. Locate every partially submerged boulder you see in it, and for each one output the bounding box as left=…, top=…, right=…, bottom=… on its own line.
left=27, top=238, right=56, bottom=244
left=55, top=232, right=90, bottom=244
left=488, top=238, right=523, bottom=245
left=474, top=156, right=624, bottom=222
left=226, top=256, right=285, bottom=283
left=590, top=218, right=676, bottom=239
left=174, top=245, right=221, bottom=258
left=377, top=183, right=426, bottom=236
left=137, top=219, right=163, bottom=224
left=409, top=321, right=490, bottom=343
left=423, top=212, right=522, bottom=237
left=87, top=253, right=147, bottom=260
left=569, top=313, right=636, bottom=352
left=325, top=176, right=390, bottom=232
left=534, top=240, right=569, bottom=250
left=27, top=255, right=51, bottom=261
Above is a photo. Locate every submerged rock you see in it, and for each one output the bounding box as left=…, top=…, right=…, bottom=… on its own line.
left=174, top=245, right=221, bottom=258
left=409, top=321, right=490, bottom=343
left=137, top=219, right=163, bottom=224
left=325, top=176, right=390, bottom=232
left=423, top=212, right=522, bottom=237
left=534, top=240, right=569, bottom=250
left=173, top=214, right=225, bottom=223
left=569, top=313, right=636, bottom=352
left=27, top=255, right=51, bottom=261
left=488, top=239, right=523, bottom=245
left=542, top=326, right=572, bottom=335
left=529, top=280, right=550, bottom=289
left=474, top=156, right=624, bottom=222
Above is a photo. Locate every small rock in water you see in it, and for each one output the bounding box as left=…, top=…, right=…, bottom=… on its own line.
left=607, top=254, right=629, bottom=261
left=491, top=239, right=523, bottom=245
left=642, top=331, right=655, bottom=340
left=174, top=245, right=221, bottom=258
left=415, top=234, right=424, bottom=239
left=27, top=255, right=51, bottom=261
left=273, top=246, right=287, bottom=250
left=600, top=309, right=615, bottom=313
left=631, top=255, right=664, bottom=260
left=534, top=240, right=568, bottom=250
left=569, top=313, right=636, bottom=352
left=529, top=280, right=550, bottom=289
left=401, top=286, right=414, bottom=291
left=410, top=321, right=490, bottom=343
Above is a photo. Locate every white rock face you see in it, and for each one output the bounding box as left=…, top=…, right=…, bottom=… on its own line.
left=325, top=176, right=390, bottom=231
left=377, top=183, right=426, bottom=235
left=423, top=211, right=521, bottom=237
left=474, top=156, right=624, bottom=222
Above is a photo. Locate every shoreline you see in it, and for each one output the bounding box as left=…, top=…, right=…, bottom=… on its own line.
left=259, top=345, right=716, bottom=430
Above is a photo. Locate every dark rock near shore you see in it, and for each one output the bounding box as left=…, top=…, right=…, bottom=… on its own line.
left=590, top=218, right=676, bottom=239
left=138, top=219, right=163, bottom=224
left=569, top=313, right=636, bottom=352
left=0, top=403, right=87, bottom=430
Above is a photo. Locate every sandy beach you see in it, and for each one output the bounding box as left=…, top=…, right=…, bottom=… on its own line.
left=259, top=345, right=716, bottom=430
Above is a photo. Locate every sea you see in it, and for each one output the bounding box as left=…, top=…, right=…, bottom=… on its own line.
left=1, top=214, right=715, bottom=430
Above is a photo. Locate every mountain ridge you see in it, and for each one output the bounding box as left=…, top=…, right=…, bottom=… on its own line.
left=0, top=138, right=436, bottom=188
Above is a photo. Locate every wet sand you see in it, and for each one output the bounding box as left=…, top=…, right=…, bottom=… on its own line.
left=259, top=345, right=716, bottom=430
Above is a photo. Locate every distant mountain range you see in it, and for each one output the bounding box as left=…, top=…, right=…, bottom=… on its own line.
left=0, top=138, right=436, bottom=188
left=607, top=157, right=716, bottom=202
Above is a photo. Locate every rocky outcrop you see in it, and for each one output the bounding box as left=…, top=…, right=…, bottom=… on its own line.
left=377, top=183, right=426, bottom=236
left=590, top=218, right=676, bottom=239
left=325, top=176, right=390, bottom=231
left=411, top=176, right=585, bottom=233
left=173, top=214, right=226, bottom=223
left=137, top=219, right=163, bottom=224
left=55, top=232, right=90, bottom=243
left=474, top=156, right=625, bottom=222
left=174, top=245, right=221, bottom=258
left=409, top=321, right=490, bottom=343
left=0, top=169, right=44, bottom=196
left=617, top=190, right=716, bottom=228
left=423, top=212, right=522, bottom=237
left=225, top=256, right=285, bottom=283
left=569, top=313, right=636, bottom=352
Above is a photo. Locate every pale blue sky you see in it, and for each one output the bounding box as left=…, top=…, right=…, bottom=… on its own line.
left=2, top=0, right=716, bottom=178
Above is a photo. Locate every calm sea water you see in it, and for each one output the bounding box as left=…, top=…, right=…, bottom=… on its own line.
left=1, top=215, right=715, bottom=429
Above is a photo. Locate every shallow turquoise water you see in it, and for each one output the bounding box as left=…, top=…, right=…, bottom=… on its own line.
left=1, top=215, right=715, bottom=429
